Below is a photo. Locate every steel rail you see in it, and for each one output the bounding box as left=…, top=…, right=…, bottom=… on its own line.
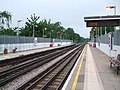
left=17, top=44, right=84, bottom=90
left=40, top=45, right=84, bottom=90
left=0, top=45, right=76, bottom=77
left=0, top=45, right=78, bottom=87
left=0, top=45, right=73, bottom=67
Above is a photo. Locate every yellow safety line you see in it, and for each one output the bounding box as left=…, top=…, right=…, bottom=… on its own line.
left=72, top=45, right=86, bottom=90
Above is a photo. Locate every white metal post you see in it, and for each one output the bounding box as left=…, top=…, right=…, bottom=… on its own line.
left=114, top=6, right=116, bottom=15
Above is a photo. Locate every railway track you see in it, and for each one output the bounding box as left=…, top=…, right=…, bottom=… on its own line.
left=17, top=44, right=84, bottom=90
left=0, top=45, right=73, bottom=67
left=0, top=45, right=79, bottom=87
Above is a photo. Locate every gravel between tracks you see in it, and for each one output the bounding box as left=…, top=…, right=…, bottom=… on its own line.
left=0, top=50, right=72, bottom=90
left=0, top=65, right=13, bottom=71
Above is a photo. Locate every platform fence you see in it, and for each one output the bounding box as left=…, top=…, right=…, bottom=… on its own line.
left=0, top=35, right=72, bottom=54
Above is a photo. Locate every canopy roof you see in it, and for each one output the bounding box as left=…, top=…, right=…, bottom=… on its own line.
left=84, top=15, right=120, bottom=27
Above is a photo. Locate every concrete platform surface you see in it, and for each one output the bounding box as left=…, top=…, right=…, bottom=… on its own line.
left=65, top=44, right=120, bottom=90
left=84, top=45, right=120, bottom=90
left=89, top=45, right=120, bottom=90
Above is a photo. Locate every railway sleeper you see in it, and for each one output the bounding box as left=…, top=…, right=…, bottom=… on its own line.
left=56, top=76, right=64, bottom=79
left=58, top=74, right=66, bottom=77
left=37, top=84, right=43, bottom=88
left=48, top=85, right=58, bottom=89
left=39, top=81, right=47, bottom=84
left=54, top=78, right=62, bottom=82
left=52, top=81, right=61, bottom=85
left=46, top=75, right=54, bottom=78
left=43, top=78, right=50, bottom=81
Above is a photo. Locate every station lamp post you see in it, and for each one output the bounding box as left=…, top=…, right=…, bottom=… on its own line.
left=106, top=6, right=118, bottom=33
left=106, top=6, right=116, bottom=15
left=32, top=23, right=35, bottom=37
left=50, top=30, right=53, bottom=40
left=43, top=27, right=47, bottom=38
left=17, top=20, right=23, bottom=49
left=17, top=20, right=23, bottom=36
left=43, top=27, right=47, bottom=43
left=32, top=24, right=38, bottom=37
left=49, top=30, right=53, bottom=43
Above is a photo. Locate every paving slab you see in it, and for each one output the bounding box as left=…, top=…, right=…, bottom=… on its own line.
left=84, top=45, right=104, bottom=90
left=89, top=45, right=120, bottom=90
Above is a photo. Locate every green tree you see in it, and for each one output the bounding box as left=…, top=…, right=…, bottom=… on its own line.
left=19, top=13, right=86, bottom=43
left=0, top=28, right=16, bottom=35
left=66, top=27, right=75, bottom=40
left=20, top=13, right=40, bottom=37
left=0, top=11, right=12, bottom=28
left=73, top=33, right=81, bottom=43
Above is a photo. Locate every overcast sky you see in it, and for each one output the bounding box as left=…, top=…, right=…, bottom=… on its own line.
left=0, top=0, right=120, bottom=38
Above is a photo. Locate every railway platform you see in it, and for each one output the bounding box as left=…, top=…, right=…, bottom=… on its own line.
left=64, top=44, right=120, bottom=90
left=0, top=45, right=64, bottom=61
left=0, top=44, right=120, bottom=90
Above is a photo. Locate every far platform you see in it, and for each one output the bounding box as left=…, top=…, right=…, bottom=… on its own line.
left=0, top=45, right=67, bottom=61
